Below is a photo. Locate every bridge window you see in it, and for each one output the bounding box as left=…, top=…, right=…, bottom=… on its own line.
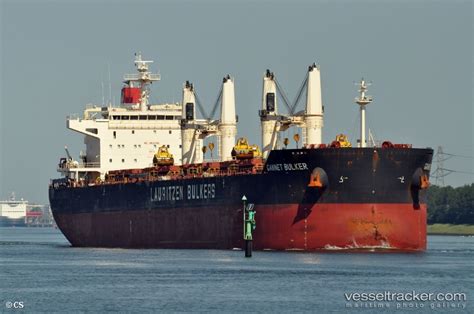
left=139, top=115, right=147, bottom=120
left=86, top=128, right=98, bottom=134
left=148, top=115, right=156, bottom=120
left=165, top=115, right=173, bottom=120
left=130, top=116, right=138, bottom=120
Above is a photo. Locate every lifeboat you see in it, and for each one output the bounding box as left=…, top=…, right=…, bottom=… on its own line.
left=153, top=145, right=174, bottom=166
left=232, top=138, right=262, bottom=159
left=330, top=134, right=352, bottom=148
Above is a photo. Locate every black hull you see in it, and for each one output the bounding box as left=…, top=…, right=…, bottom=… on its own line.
left=49, top=147, right=433, bottom=250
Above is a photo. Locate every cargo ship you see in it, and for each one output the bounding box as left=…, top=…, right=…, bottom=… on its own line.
left=49, top=54, right=433, bottom=251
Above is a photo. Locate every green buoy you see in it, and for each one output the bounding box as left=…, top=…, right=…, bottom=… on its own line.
left=242, top=195, right=256, bottom=257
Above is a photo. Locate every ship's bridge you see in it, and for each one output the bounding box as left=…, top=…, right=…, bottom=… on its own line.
left=63, top=102, right=183, bottom=182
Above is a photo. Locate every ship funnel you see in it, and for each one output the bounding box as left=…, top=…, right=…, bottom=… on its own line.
left=181, top=81, right=203, bottom=164
left=260, top=69, right=279, bottom=158
left=305, top=63, right=324, bottom=145
left=219, top=75, right=237, bottom=161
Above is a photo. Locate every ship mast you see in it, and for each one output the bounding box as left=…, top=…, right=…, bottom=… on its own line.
left=123, top=52, right=161, bottom=111
left=355, top=78, right=373, bottom=148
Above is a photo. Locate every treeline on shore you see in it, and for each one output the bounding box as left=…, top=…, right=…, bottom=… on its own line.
left=427, top=184, right=474, bottom=224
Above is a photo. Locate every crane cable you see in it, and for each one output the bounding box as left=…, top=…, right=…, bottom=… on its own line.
left=274, top=77, right=292, bottom=114
left=289, top=73, right=308, bottom=115
left=193, top=85, right=223, bottom=121
left=208, top=86, right=222, bottom=121
left=274, top=72, right=309, bottom=115
left=194, top=92, right=209, bottom=120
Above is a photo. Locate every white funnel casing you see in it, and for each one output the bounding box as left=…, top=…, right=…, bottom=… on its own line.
left=305, top=63, right=324, bottom=145
left=261, top=70, right=279, bottom=158
left=181, top=81, right=203, bottom=164
left=219, top=75, right=237, bottom=161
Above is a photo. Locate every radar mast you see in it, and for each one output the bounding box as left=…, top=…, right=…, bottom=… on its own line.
left=123, top=52, right=161, bottom=111
left=355, top=78, right=373, bottom=148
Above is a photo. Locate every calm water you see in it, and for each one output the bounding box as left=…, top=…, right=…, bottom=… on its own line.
left=0, top=228, right=472, bottom=313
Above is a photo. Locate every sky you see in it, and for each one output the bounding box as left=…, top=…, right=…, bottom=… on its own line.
left=0, top=0, right=472, bottom=204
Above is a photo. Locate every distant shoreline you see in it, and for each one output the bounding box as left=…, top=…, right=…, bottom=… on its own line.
left=427, top=224, right=474, bottom=236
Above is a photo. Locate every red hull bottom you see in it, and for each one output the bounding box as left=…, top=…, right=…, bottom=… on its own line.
left=54, top=203, right=426, bottom=251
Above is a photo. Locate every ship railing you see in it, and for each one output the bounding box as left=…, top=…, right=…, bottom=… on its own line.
left=67, top=113, right=80, bottom=120
left=96, top=168, right=259, bottom=185
left=50, top=178, right=70, bottom=189
left=56, top=164, right=263, bottom=188
left=59, top=162, right=101, bottom=169
left=77, top=162, right=101, bottom=168
left=123, top=73, right=161, bottom=81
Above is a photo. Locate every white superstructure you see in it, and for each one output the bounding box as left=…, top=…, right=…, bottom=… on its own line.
left=0, top=193, right=28, bottom=220
left=59, top=54, right=183, bottom=182
left=58, top=54, right=240, bottom=182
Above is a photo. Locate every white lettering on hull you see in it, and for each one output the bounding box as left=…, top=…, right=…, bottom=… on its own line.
left=266, top=163, right=308, bottom=172
left=150, top=183, right=216, bottom=202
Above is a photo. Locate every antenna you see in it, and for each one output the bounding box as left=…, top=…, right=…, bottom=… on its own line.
left=123, top=53, right=160, bottom=111
left=64, top=145, right=73, bottom=161
left=101, top=74, right=105, bottom=106
left=108, top=63, right=112, bottom=105
left=134, top=51, right=154, bottom=71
